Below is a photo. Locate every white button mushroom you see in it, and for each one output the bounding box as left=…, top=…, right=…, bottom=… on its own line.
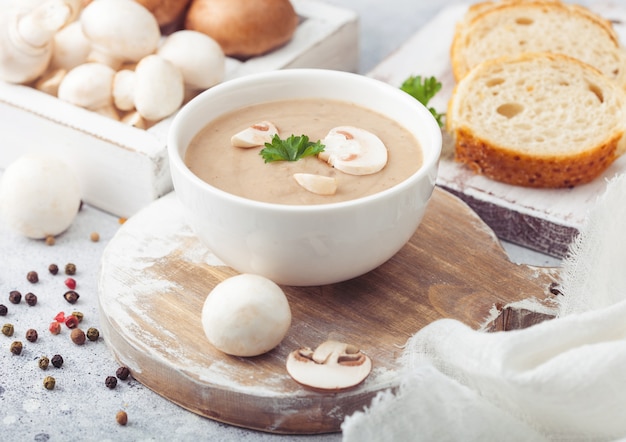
left=80, top=0, right=161, bottom=69
left=293, top=173, right=337, bottom=196
left=112, top=54, right=185, bottom=122
left=231, top=121, right=278, bottom=148
left=57, top=62, right=119, bottom=119
left=157, top=30, right=225, bottom=91
left=319, top=126, right=389, bottom=175
left=50, top=20, right=92, bottom=71
left=286, top=341, right=373, bottom=391
left=201, top=274, right=292, bottom=357
left=0, top=154, right=81, bottom=239
left=0, top=0, right=81, bottom=83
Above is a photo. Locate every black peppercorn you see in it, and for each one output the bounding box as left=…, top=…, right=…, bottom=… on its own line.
left=116, top=366, right=130, bottom=380
left=48, top=264, right=59, bottom=275
left=0, top=304, right=7, bottom=316
left=105, top=376, right=118, bottom=389
left=51, top=354, right=64, bottom=368
left=63, top=290, right=80, bottom=304
left=25, top=328, right=38, bottom=343
left=27, top=271, right=39, bottom=283
left=25, top=292, right=37, bottom=306
left=39, top=356, right=50, bottom=370
left=64, top=263, right=77, bottom=275
left=10, top=341, right=22, bottom=355
left=86, top=327, right=99, bottom=342
left=8, top=290, right=21, bottom=304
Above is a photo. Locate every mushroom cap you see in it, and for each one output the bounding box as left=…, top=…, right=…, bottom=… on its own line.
left=51, top=20, right=91, bottom=71
left=133, top=54, right=184, bottom=121
left=134, top=0, right=192, bottom=27
left=81, top=0, right=161, bottom=65
left=201, top=273, right=291, bottom=357
left=157, top=30, right=225, bottom=90
left=0, top=154, right=81, bottom=239
left=57, top=62, right=115, bottom=110
left=184, top=0, right=299, bottom=58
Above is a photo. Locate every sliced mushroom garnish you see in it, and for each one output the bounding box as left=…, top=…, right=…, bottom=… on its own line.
left=293, top=173, right=337, bottom=196
left=318, top=126, right=388, bottom=175
left=286, top=340, right=372, bottom=391
left=231, top=121, right=278, bottom=148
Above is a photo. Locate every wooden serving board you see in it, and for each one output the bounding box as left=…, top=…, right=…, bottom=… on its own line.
left=98, top=187, right=559, bottom=434
left=367, top=2, right=626, bottom=258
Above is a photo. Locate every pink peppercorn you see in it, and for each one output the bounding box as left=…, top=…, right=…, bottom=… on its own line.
left=64, top=315, right=78, bottom=329
left=64, top=278, right=76, bottom=290
left=49, top=321, right=61, bottom=335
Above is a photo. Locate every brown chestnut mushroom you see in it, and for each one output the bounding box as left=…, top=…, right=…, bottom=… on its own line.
left=286, top=340, right=372, bottom=391
left=184, top=0, right=299, bottom=58
left=134, top=0, right=192, bottom=28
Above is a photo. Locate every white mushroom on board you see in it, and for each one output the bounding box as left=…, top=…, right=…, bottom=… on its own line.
left=231, top=121, right=279, bottom=148
left=319, top=126, right=389, bottom=175
left=50, top=20, right=91, bottom=71
left=0, top=154, right=81, bottom=239
left=201, top=274, right=292, bottom=357
left=112, top=54, right=185, bottom=122
left=57, top=62, right=119, bottom=119
left=157, top=30, right=225, bottom=92
left=80, top=0, right=161, bottom=69
left=286, top=340, right=372, bottom=390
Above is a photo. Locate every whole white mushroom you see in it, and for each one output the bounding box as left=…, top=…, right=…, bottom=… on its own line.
left=0, top=154, right=81, bottom=239
left=202, top=274, right=291, bottom=357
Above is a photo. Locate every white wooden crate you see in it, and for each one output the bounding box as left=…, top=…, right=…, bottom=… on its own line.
left=0, top=0, right=358, bottom=217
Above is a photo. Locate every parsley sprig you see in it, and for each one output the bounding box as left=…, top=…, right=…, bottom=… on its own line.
left=259, top=134, right=325, bottom=163
left=400, top=75, right=444, bottom=127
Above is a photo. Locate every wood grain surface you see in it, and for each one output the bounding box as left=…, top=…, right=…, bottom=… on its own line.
left=98, top=187, right=559, bottom=434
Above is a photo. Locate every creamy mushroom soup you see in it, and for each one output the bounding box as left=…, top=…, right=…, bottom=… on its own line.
left=185, top=98, right=423, bottom=205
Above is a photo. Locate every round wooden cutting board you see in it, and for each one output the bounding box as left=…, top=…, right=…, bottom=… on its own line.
left=98, top=187, right=559, bottom=434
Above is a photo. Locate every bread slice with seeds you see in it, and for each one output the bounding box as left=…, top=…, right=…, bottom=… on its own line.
left=450, top=1, right=626, bottom=88
left=446, top=52, right=626, bottom=188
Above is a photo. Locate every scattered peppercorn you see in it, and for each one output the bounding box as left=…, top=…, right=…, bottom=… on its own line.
left=90, top=232, right=100, bottom=242
left=25, top=292, right=37, bottom=306
left=105, top=376, right=117, bottom=389
left=63, top=290, right=79, bottom=304
left=116, top=410, right=128, bottom=426
left=26, top=271, right=39, bottom=283
left=51, top=354, right=64, bottom=368
left=86, top=327, right=99, bottom=342
left=43, top=375, right=56, bottom=390
left=25, top=328, right=38, bottom=343
left=70, top=328, right=86, bottom=345
left=49, top=321, right=61, bottom=335
left=54, top=312, right=65, bottom=322
left=2, top=323, right=14, bottom=337
left=64, top=315, right=78, bottom=329
left=116, top=366, right=130, bottom=380
left=48, top=264, right=59, bottom=275
left=64, top=263, right=76, bottom=275
left=45, top=235, right=55, bottom=246
left=71, top=311, right=83, bottom=323
left=0, top=304, right=7, bottom=316
left=39, top=356, right=50, bottom=370
left=65, top=278, right=77, bottom=290
left=10, top=341, right=22, bottom=355
left=8, top=290, right=21, bottom=304
left=118, top=217, right=127, bottom=224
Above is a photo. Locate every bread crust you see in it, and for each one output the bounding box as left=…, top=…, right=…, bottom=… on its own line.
left=453, top=127, right=623, bottom=188
left=450, top=1, right=624, bottom=85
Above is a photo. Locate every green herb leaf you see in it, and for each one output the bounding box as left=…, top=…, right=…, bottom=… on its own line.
left=259, top=134, right=325, bottom=163
left=400, top=75, right=444, bottom=127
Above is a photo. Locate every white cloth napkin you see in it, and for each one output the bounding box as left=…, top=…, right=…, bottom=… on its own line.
left=342, top=173, right=626, bottom=441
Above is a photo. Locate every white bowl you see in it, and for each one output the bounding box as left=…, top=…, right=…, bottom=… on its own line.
left=168, top=69, right=441, bottom=286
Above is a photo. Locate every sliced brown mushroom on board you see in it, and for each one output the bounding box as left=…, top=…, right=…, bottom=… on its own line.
left=286, top=340, right=372, bottom=391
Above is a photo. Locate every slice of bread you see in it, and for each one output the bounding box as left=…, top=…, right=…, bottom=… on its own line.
left=446, top=52, right=626, bottom=188
left=450, top=1, right=626, bottom=88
